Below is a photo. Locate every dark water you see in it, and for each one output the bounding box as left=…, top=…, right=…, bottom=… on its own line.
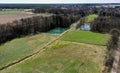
left=47, top=27, right=69, bottom=34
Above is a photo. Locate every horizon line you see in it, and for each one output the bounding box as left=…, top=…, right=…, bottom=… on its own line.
left=0, top=3, right=120, bottom=4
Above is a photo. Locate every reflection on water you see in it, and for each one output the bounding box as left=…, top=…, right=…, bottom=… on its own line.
left=78, top=24, right=91, bottom=31
left=47, top=27, right=69, bottom=34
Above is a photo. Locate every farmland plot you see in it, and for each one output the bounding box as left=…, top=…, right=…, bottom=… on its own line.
left=0, top=40, right=107, bottom=73
left=0, top=33, right=57, bottom=69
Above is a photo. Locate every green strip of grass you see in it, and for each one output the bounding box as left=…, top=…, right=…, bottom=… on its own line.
left=0, top=10, right=24, bottom=14
left=61, top=30, right=110, bottom=46
left=1, top=40, right=106, bottom=73
left=0, top=33, right=57, bottom=68
left=85, top=14, right=98, bottom=23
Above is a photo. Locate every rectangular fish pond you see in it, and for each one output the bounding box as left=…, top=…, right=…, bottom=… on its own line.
left=46, top=27, right=69, bottom=34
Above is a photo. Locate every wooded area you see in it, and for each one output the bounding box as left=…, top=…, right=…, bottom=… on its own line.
left=0, top=14, right=80, bottom=45
left=91, top=7, right=120, bottom=33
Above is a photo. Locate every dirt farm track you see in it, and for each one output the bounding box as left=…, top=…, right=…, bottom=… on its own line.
left=0, top=13, right=53, bottom=24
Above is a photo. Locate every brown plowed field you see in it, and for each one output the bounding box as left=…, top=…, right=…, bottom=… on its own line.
left=0, top=13, right=53, bottom=24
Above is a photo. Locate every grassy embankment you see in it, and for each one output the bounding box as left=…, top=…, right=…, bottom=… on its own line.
left=0, top=33, right=57, bottom=68
left=0, top=10, right=25, bottom=14
left=85, top=14, right=98, bottom=23
left=1, top=30, right=110, bottom=73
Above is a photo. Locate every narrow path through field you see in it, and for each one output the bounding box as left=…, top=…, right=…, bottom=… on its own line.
left=0, top=28, right=72, bottom=71
left=71, top=41, right=104, bottom=47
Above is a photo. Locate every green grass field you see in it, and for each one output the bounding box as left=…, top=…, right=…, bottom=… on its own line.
left=0, top=10, right=24, bottom=14
left=1, top=40, right=106, bottom=73
left=0, top=33, right=57, bottom=68
left=85, top=14, right=98, bottom=23
left=61, top=30, right=110, bottom=46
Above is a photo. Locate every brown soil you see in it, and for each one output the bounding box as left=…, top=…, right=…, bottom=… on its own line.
left=0, top=13, right=53, bottom=24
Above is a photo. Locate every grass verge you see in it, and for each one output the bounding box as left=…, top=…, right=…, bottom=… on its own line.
left=0, top=10, right=24, bottom=14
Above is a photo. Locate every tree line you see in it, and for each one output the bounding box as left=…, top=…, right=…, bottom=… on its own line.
left=59, top=7, right=120, bottom=32
left=0, top=14, right=80, bottom=45
left=103, top=29, right=120, bottom=73
left=33, top=7, right=96, bottom=17
left=91, top=16, right=120, bottom=33
left=71, top=7, right=120, bottom=33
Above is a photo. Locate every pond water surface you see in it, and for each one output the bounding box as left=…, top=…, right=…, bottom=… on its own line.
left=47, top=27, right=69, bottom=34
left=78, top=24, right=91, bottom=31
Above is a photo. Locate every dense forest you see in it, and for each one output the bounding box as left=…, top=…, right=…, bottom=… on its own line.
left=68, top=7, right=120, bottom=33
left=91, top=7, right=120, bottom=33
left=91, top=16, right=120, bottom=33
left=33, top=7, right=96, bottom=17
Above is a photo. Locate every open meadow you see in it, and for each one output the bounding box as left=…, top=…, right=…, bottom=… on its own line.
left=0, top=3, right=119, bottom=73
left=0, top=33, right=57, bottom=69
left=61, top=30, right=110, bottom=46
left=0, top=11, right=110, bottom=72
left=0, top=40, right=107, bottom=73
left=0, top=29, right=110, bottom=73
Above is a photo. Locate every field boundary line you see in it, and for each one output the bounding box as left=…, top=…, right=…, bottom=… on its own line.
left=111, top=37, right=120, bottom=73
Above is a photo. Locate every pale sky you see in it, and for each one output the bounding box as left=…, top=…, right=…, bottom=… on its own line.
left=0, top=0, right=120, bottom=3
